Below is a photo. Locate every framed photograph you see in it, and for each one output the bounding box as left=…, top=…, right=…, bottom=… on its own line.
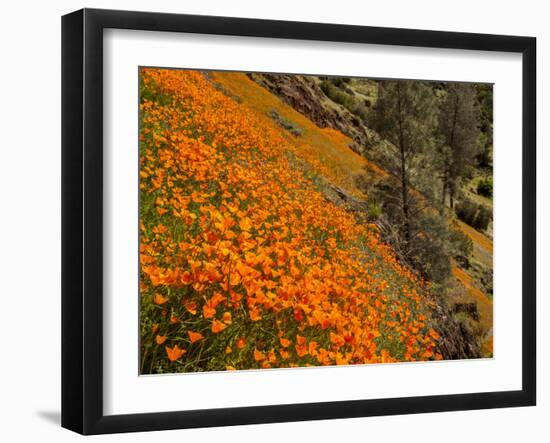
left=62, top=8, right=536, bottom=435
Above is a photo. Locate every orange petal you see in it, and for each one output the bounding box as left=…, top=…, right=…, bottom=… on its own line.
left=211, top=319, right=227, bottom=334
left=254, top=349, right=266, bottom=361
left=153, top=293, right=169, bottom=305
left=165, top=345, right=186, bottom=362
left=188, top=331, right=204, bottom=343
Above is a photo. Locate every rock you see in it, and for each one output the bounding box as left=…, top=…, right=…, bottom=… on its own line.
left=248, top=73, right=372, bottom=152
left=431, top=302, right=482, bottom=360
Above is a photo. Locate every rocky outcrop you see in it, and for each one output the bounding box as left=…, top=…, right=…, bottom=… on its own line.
left=248, top=73, right=372, bottom=154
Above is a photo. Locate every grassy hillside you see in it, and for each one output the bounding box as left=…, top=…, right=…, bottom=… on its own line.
left=214, top=72, right=493, bottom=356
left=139, top=68, right=442, bottom=373
left=210, top=72, right=387, bottom=196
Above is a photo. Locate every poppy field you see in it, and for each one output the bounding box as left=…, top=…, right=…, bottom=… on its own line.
left=139, top=67, right=449, bottom=374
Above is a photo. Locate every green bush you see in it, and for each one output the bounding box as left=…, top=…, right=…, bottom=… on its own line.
left=329, top=77, right=351, bottom=87
left=349, top=103, right=369, bottom=122
left=474, top=205, right=492, bottom=231
left=411, top=215, right=452, bottom=284
left=366, top=201, right=382, bottom=220
left=455, top=199, right=478, bottom=226
left=266, top=109, right=303, bottom=137
left=477, top=177, right=493, bottom=198
left=448, top=227, right=473, bottom=266
left=320, top=81, right=354, bottom=108
left=455, top=199, right=492, bottom=231
left=320, top=81, right=367, bottom=122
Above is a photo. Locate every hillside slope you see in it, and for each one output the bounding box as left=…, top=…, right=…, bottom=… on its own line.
left=138, top=68, right=445, bottom=373
left=212, top=71, right=492, bottom=357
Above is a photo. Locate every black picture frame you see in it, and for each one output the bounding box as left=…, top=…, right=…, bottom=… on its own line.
left=62, top=8, right=536, bottom=435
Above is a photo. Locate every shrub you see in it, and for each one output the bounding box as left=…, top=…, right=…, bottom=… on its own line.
left=266, top=110, right=303, bottom=137
left=320, top=81, right=368, bottom=123
left=448, top=227, right=473, bottom=266
left=455, top=199, right=492, bottom=231
left=343, top=85, right=355, bottom=95
left=329, top=77, right=350, bottom=87
left=477, top=177, right=493, bottom=198
left=320, top=81, right=354, bottom=109
left=455, top=199, right=478, bottom=226
left=349, top=103, right=369, bottom=122
left=474, top=205, right=492, bottom=231
left=366, top=201, right=382, bottom=220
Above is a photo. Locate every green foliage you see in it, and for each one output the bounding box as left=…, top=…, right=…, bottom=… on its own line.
left=410, top=215, right=452, bottom=284
left=370, top=80, right=439, bottom=160
left=437, top=82, right=481, bottom=208
left=368, top=80, right=439, bottom=255
left=349, top=102, right=369, bottom=121
left=448, top=226, right=474, bottom=266
left=455, top=198, right=492, bottom=231
left=361, top=176, right=454, bottom=284
left=328, top=77, right=351, bottom=87
left=475, top=205, right=492, bottom=231
left=359, top=79, right=490, bottom=288
left=320, top=80, right=369, bottom=122
left=320, top=80, right=353, bottom=107
left=477, top=177, right=493, bottom=198
left=366, top=201, right=383, bottom=220
left=455, top=199, right=478, bottom=226
left=476, top=84, right=493, bottom=168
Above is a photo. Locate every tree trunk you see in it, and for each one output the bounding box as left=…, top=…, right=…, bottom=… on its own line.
left=441, top=161, right=448, bottom=212
left=450, top=185, right=455, bottom=209
left=396, top=84, right=411, bottom=249
left=400, top=142, right=410, bottom=243
left=447, top=95, right=459, bottom=211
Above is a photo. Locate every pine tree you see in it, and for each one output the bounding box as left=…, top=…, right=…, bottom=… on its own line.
left=370, top=80, right=438, bottom=250
left=476, top=83, right=493, bottom=169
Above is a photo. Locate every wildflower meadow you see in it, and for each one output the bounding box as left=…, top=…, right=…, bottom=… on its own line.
left=138, top=68, right=448, bottom=374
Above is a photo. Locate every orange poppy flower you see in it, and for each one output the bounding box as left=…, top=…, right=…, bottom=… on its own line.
left=188, top=331, right=204, bottom=343
left=253, top=349, right=266, bottom=361
left=184, top=301, right=197, bottom=315
left=222, top=311, right=232, bottom=324
left=153, top=293, right=169, bottom=305
left=211, top=320, right=227, bottom=334
left=279, top=337, right=292, bottom=348
left=202, top=304, right=216, bottom=319
left=428, top=329, right=440, bottom=340
left=165, top=345, right=186, bottom=362
left=249, top=308, right=261, bottom=321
